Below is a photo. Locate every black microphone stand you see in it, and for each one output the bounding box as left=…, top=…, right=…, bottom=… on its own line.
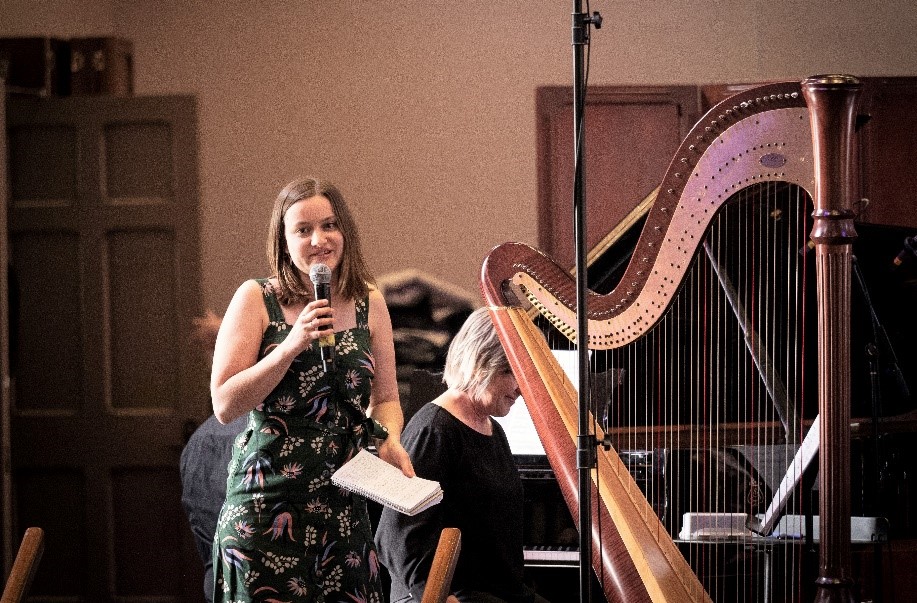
left=852, top=254, right=911, bottom=429
left=571, top=3, right=602, bottom=602
left=851, top=254, right=910, bottom=603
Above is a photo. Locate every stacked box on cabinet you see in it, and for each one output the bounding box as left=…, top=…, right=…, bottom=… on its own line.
left=0, top=37, right=71, bottom=96
left=69, top=37, right=133, bottom=96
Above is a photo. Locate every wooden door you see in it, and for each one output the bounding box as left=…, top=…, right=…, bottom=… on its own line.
left=5, top=95, right=208, bottom=602
left=536, top=85, right=701, bottom=269
left=1, top=78, right=13, bottom=574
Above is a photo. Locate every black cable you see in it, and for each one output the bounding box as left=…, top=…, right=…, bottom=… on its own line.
left=573, top=1, right=592, bottom=187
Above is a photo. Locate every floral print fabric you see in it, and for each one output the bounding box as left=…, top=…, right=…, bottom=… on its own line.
left=213, top=279, right=383, bottom=603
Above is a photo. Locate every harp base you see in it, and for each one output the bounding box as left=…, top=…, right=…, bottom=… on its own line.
left=813, top=577, right=857, bottom=603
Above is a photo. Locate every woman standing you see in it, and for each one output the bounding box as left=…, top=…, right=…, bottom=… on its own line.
left=210, top=177, right=413, bottom=602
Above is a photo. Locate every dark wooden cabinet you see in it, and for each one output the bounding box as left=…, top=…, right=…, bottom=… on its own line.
left=857, top=77, right=917, bottom=229
left=536, top=85, right=700, bottom=269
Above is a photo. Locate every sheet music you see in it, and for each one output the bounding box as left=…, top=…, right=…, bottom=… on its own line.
left=493, top=397, right=546, bottom=456
left=552, top=349, right=584, bottom=389
left=493, top=349, right=586, bottom=457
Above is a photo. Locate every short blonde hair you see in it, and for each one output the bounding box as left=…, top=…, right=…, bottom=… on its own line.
left=442, top=307, right=510, bottom=399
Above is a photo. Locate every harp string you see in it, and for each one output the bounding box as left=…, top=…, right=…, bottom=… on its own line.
left=515, top=307, right=712, bottom=602
left=528, top=181, right=815, bottom=602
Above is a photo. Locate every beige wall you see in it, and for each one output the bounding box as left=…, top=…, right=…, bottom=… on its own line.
left=3, top=0, right=917, bottom=314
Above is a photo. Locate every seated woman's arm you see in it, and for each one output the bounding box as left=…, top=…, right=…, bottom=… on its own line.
left=375, top=413, right=455, bottom=601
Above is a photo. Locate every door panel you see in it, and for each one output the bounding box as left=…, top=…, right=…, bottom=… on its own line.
left=14, top=469, right=87, bottom=596
left=112, top=467, right=184, bottom=596
left=6, top=95, right=206, bottom=602
left=9, top=230, right=83, bottom=413
left=109, top=229, right=179, bottom=411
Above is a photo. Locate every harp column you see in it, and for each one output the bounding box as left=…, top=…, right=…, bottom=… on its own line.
left=802, top=74, right=862, bottom=603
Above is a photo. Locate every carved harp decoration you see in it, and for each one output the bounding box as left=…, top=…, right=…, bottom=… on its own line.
left=481, top=77, right=861, bottom=603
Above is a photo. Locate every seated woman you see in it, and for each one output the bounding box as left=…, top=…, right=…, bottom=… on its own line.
left=375, top=307, right=550, bottom=603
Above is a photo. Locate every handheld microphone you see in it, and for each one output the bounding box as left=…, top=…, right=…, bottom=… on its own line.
left=892, top=234, right=917, bottom=267
left=308, top=263, right=335, bottom=372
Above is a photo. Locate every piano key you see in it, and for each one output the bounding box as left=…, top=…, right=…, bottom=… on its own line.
left=523, top=546, right=579, bottom=565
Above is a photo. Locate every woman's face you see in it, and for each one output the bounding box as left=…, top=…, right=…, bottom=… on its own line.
left=283, top=194, right=345, bottom=278
left=475, top=369, right=521, bottom=418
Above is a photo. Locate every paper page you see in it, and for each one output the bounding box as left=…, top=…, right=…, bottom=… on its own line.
left=332, top=449, right=441, bottom=515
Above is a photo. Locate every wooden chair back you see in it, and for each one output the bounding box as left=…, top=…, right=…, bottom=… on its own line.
left=420, top=527, right=461, bottom=603
left=1, top=527, right=45, bottom=603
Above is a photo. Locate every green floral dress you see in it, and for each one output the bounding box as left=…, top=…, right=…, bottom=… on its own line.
left=213, top=279, right=384, bottom=603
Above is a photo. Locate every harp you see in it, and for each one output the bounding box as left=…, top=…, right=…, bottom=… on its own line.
left=481, top=77, right=862, bottom=602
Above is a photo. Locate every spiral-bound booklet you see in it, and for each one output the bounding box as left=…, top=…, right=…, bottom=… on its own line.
left=331, top=449, right=443, bottom=516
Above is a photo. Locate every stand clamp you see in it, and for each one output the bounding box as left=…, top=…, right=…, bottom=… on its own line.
left=576, top=434, right=598, bottom=469
left=572, top=11, right=603, bottom=45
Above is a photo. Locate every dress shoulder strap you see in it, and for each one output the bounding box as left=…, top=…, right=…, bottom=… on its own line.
left=254, top=278, right=286, bottom=325
left=355, top=295, right=370, bottom=330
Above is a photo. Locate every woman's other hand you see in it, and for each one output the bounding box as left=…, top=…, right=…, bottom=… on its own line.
left=377, top=438, right=416, bottom=478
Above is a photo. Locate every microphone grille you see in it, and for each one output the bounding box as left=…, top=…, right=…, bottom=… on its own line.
left=309, top=263, right=332, bottom=284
